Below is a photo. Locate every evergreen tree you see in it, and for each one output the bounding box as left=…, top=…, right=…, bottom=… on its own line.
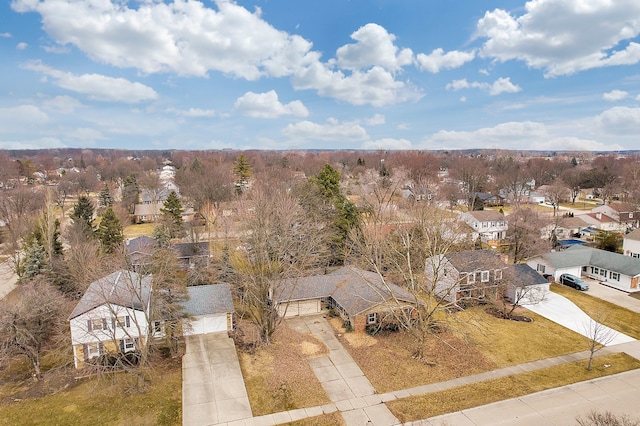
left=152, top=224, right=172, bottom=248
left=233, top=154, right=252, bottom=194
left=161, top=191, right=184, bottom=238
left=97, top=207, right=124, bottom=254
left=22, top=238, right=46, bottom=278
left=98, top=183, right=114, bottom=207
left=52, top=219, right=63, bottom=256
left=71, top=195, right=95, bottom=234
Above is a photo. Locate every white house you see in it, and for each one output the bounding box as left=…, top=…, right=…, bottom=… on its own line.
left=579, top=212, right=627, bottom=233
left=623, top=229, right=640, bottom=259
left=527, top=245, right=640, bottom=292
left=504, top=264, right=550, bottom=305
left=68, top=270, right=158, bottom=368
left=181, top=284, right=235, bottom=336
left=459, top=210, right=508, bottom=242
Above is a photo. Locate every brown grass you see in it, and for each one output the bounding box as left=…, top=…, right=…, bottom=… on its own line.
left=238, top=321, right=331, bottom=416
left=551, top=283, right=640, bottom=340
left=281, top=413, right=345, bottom=426
left=388, top=352, right=640, bottom=422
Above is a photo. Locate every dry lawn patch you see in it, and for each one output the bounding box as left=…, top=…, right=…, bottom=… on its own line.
left=388, top=353, right=640, bottom=422
left=551, top=283, right=640, bottom=340
left=281, top=412, right=345, bottom=426
left=238, top=321, right=330, bottom=416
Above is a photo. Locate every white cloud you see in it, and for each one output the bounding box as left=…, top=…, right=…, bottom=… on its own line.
left=446, top=77, right=520, bottom=95
left=603, top=90, right=629, bottom=102
left=365, top=114, right=385, bottom=126
left=42, top=44, right=71, bottom=54
left=23, top=61, right=158, bottom=103
left=167, top=107, right=216, bottom=118
left=596, top=107, right=640, bottom=134
left=282, top=118, right=369, bottom=142
left=421, top=121, right=620, bottom=150
left=16, top=42, right=28, bottom=50
left=66, top=127, right=106, bottom=142
left=476, top=0, right=640, bottom=76
left=0, top=105, right=50, bottom=131
left=293, top=64, right=422, bottom=106
left=41, top=95, right=84, bottom=113
left=335, top=23, right=413, bottom=72
left=234, top=90, right=308, bottom=118
left=0, top=137, right=65, bottom=150
left=0, top=32, right=11, bottom=38
left=415, top=48, right=475, bottom=73
left=362, top=138, right=412, bottom=150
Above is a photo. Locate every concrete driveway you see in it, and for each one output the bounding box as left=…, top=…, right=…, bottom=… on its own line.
left=0, top=260, right=18, bottom=300
left=525, top=292, right=635, bottom=346
left=182, top=333, right=252, bottom=426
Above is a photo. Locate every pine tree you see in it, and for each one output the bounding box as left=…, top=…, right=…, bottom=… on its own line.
left=52, top=219, right=63, bottom=256
left=233, top=154, right=252, bottom=194
left=22, top=238, right=46, bottom=278
left=97, top=207, right=124, bottom=254
left=71, top=195, right=95, bottom=234
left=161, top=191, right=184, bottom=238
left=98, top=183, right=114, bottom=207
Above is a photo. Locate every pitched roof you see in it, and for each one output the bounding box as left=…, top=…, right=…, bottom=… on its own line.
left=511, top=264, right=549, bottom=287
left=276, top=266, right=419, bottom=317
left=607, top=203, right=636, bottom=213
left=173, top=242, right=210, bottom=258
left=126, top=236, right=156, bottom=255
left=183, top=284, right=234, bottom=316
left=69, top=270, right=152, bottom=320
left=445, top=250, right=507, bottom=272
left=625, top=228, right=640, bottom=242
left=538, top=245, right=640, bottom=277
left=465, top=210, right=505, bottom=222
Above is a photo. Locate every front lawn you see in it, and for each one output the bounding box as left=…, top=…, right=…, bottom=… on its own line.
left=387, top=352, right=640, bottom=422
left=551, top=283, right=640, bottom=340
left=0, top=359, right=182, bottom=425
left=123, top=223, right=155, bottom=238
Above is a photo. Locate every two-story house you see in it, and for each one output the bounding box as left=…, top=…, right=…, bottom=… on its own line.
left=68, top=270, right=158, bottom=368
left=623, top=228, right=640, bottom=259
left=426, top=249, right=509, bottom=305
left=459, top=210, right=508, bottom=242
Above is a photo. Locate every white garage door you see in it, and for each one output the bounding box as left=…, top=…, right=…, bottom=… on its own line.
left=183, top=314, right=228, bottom=336
left=279, top=299, right=321, bottom=317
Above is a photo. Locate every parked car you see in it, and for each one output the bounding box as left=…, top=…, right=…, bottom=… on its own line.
left=559, top=273, right=589, bottom=291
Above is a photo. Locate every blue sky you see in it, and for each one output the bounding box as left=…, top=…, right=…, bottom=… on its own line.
left=1, top=0, right=640, bottom=151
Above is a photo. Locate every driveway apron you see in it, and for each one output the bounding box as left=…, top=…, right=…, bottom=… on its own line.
left=182, top=333, right=252, bottom=426
left=287, top=315, right=400, bottom=426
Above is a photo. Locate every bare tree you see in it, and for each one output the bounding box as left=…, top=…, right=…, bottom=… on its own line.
left=232, top=186, right=330, bottom=345
left=576, top=410, right=640, bottom=426
left=0, top=277, right=66, bottom=380
left=584, top=309, right=618, bottom=371
left=507, top=207, right=551, bottom=263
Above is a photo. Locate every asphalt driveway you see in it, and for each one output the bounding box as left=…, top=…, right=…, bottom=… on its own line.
left=525, top=292, right=635, bottom=346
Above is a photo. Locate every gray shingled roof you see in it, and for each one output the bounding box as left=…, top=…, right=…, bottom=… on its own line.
left=276, top=266, right=419, bottom=316
left=541, top=245, right=640, bottom=277
left=183, top=284, right=234, bottom=316
left=467, top=210, right=505, bottom=222
left=512, top=264, right=549, bottom=287
left=446, top=250, right=507, bottom=272
left=69, top=270, right=152, bottom=320
left=625, top=228, right=640, bottom=242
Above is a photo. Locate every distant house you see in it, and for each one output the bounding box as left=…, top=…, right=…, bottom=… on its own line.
left=68, top=270, right=161, bottom=368
left=126, top=236, right=157, bottom=271
left=460, top=210, right=508, bottom=242
left=275, top=266, right=420, bottom=332
left=173, top=242, right=210, bottom=269
left=527, top=245, right=640, bottom=292
left=471, top=192, right=504, bottom=207
left=579, top=212, right=626, bottom=233
left=623, top=229, right=640, bottom=259
left=592, top=202, right=640, bottom=227
left=426, top=249, right=509, bottom=305
left=134, top=203, right=162, bottom=223
left=541, top=216, right=590, bottom=240
left=182, top=284, right=234, bottom=336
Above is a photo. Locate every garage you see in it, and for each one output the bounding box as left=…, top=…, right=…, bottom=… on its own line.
left=181, top=284, right=234, bottom=336
left=278, top=299, right=322, bottom=318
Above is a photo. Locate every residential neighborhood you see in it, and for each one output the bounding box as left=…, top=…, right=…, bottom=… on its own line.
left=1, top=148, right=640, bottom=426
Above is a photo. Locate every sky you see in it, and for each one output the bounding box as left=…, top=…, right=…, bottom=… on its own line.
left=1, top=0, right=640, bottom=152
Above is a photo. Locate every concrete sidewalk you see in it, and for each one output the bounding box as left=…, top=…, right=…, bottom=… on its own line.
left=182, top=333, right=252, bottom=426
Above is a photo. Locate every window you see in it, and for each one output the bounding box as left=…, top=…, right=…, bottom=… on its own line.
left=491, top=221, right=496, bottom=227
left=536, top=264, right=546, bottom=274
left=481, top=271, right=490, bottom=282
left=116, top=316, right=130, bottom=328
left=482, top=222, right=488, bottom=228
left=592, top=267, right=599, bottom=275
left=629, top=213, right=634, bottom=219
left=467, top=273, right=476, bottom=284
left=85, top=342, right=102, bottom=360
left=367, top=313, right=377, bottom=324
left=122, top=338, right=136, bottom=352
left=632, top=253, right=640, bottom=259
left=610, top=271, right=620, bottom=281
left=600, top=269, right=606, bottom=277
left=153, top=321, right=162, bottom=334
left=88, top=318, right=108, bottom=331
left=494, top=269, right=503, bottom=280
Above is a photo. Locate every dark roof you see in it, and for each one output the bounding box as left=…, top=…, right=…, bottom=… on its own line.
left=173, top=242, right=210, bottom=258
left=511, top=264, right=549, bottom=287
left=276, top=266, right=419, bottom=316
left=126, top=236, right=156, bottom=255
left=465, top=210, right=505, bottom=222
left=445, top=250, right=507, bottom=272
left=183, top=284, right=234, bottom=317
left=69, top=270, right=152, bottom=320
